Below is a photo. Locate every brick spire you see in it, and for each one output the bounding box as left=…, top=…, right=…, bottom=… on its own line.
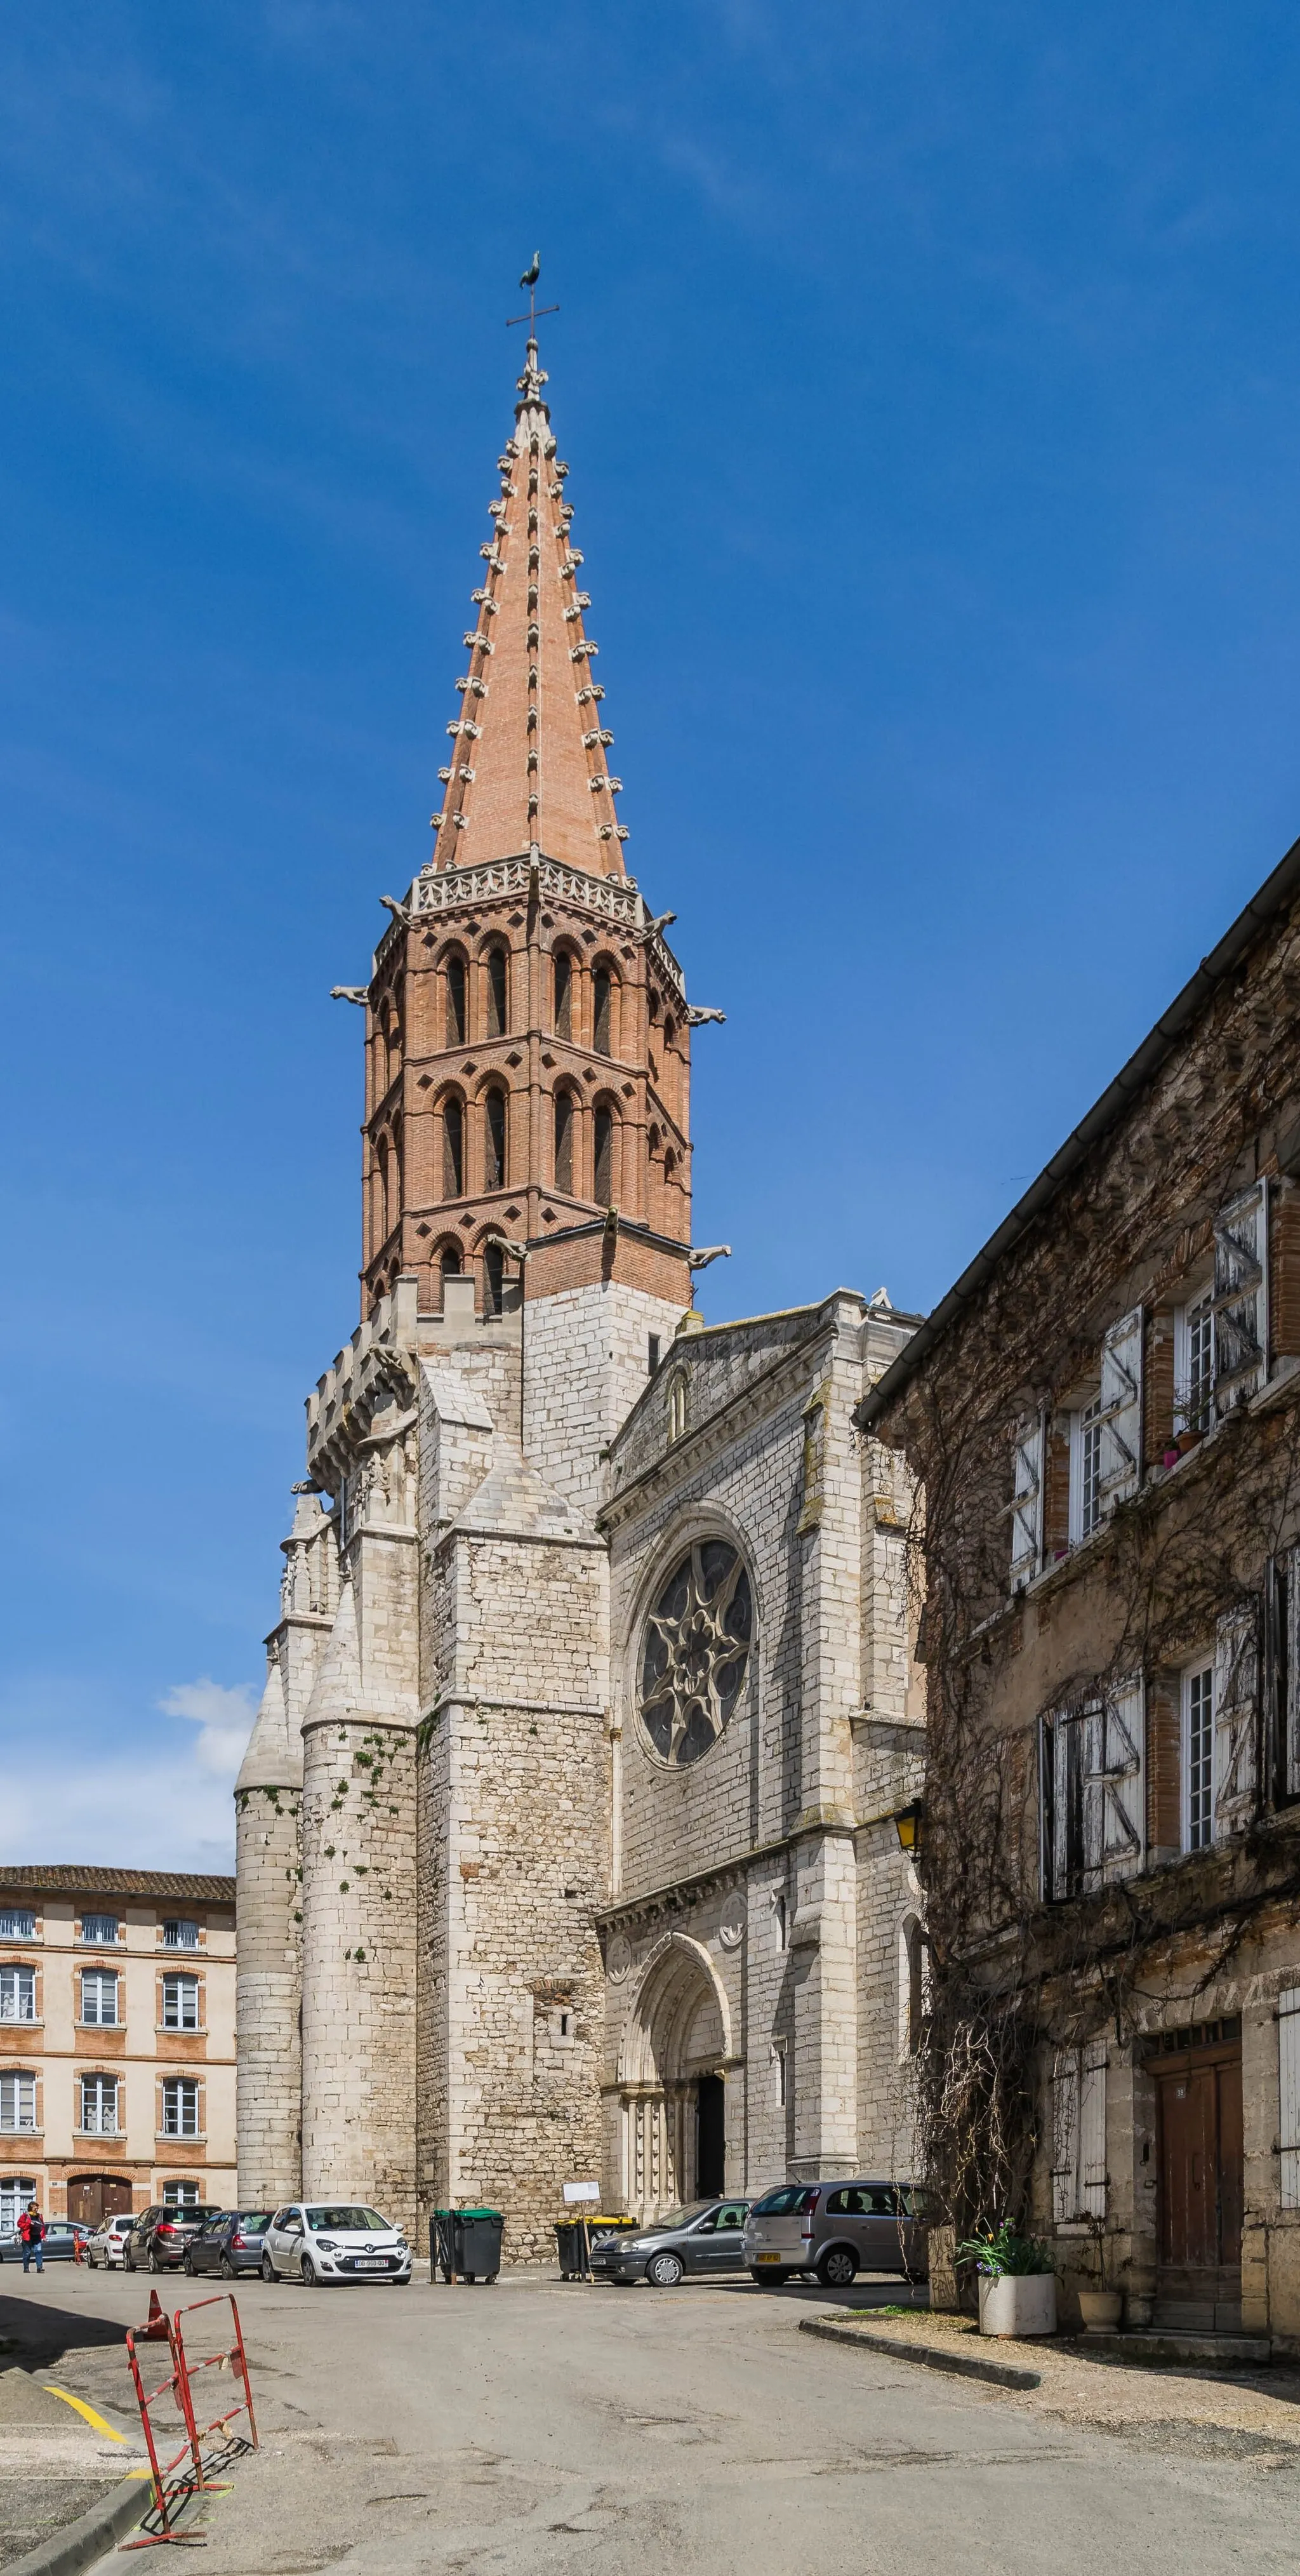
left=431, top=335, right=627, bottom=877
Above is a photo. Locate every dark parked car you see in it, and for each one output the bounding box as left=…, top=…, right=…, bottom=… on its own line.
left=125, top=2205, right=220, bottom=2272
left=597, top=2199, right=751, bottom=2287
left=183, top=2212, right=272, bottom=2278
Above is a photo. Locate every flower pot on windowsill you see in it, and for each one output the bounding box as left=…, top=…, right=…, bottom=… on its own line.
left=1174, top=1427, right=1204, bottom=1456
left=1077, top=2288, right=1123, bottom=2333
left=978, top=2272, right=1058, bottom=2339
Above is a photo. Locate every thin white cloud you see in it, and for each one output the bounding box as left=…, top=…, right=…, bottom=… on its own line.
left=159, top=1678, right=258, bottom=1780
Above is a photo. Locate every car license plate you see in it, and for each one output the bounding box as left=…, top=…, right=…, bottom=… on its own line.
left=755, top=2252, right=782, bottom=2264
left=355, top=2259, right=387, bottom=2269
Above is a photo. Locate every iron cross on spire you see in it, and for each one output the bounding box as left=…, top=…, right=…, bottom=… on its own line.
left=507, top=253, right=559, bottom=332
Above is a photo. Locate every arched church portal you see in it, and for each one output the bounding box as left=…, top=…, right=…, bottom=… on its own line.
left=618, top=1935, right=731, bottom=2215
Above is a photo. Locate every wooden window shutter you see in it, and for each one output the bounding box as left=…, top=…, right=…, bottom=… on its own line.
left=1214, top=1180, right=1270, bottom=1411
left=1051, top=2049, right=1081, bottom=2224
left=1214, top=1601, right=1261, bottom=1842
left=1009, top=1412, right=1045, bottom=1593
left=1080, top=2039, right=1107, bottom=2217
left=1099, top=1307, right=1143, bottom=1509
left=1280, top=1989, right=1300, bottom=2211
left=1095, top=1680, right=1144, bottom=1886
left=1146, top=1308, right=1176, bottom=1465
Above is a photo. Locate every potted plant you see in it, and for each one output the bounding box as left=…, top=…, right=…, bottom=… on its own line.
left=957, top=2222, right=1058, bottom=2338
left=1077, top=2215, right=1123, bottom=2332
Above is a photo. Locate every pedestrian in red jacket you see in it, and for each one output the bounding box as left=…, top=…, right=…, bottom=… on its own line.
left=18, top=2204, right=44, bottom=2275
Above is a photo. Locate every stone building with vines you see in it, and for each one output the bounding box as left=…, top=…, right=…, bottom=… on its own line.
left=864, top=836, right=1300, bottom=2344
left=234, top=333, right=925, bottom=2259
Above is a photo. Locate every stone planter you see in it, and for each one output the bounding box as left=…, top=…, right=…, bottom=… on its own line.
left=978, top=2272, right=1058, bottom=2338
left=1078, top=2290, right=1124, bottom=2333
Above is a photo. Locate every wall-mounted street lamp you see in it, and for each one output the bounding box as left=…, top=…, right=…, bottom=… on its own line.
left=893, top=1801, right=924, bottom=1858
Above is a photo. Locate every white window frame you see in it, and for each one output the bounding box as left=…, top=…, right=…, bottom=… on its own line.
left=0, top=1966, right=36, bottom=2024
left=161, top=2078, right=201, bottom=2140
left=1174, top=1280, right=1215, bottom=1437
left=79, top=1914, right=121, bottom=1948
left=0, top=1909, right=36, bottom=1942
left=162, top=1973, right=200, bottom=2032
left=0, top=2073, right=37, bottom=2133
left=1182, top=1657, right=1216, bottom=1853
left=163, top=2180, right=200, bottom=2209
left=79, top=2074, right=119, bottom=2136
left=0, top=2176, right=37, bottom=2231
left=1068, top=1396, right=1105, bottom=1544
left=162, top=1920, right=199, bottom=1952
left=80, top=1969, right=119, bottom=2027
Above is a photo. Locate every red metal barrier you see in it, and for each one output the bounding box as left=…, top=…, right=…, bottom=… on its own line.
left=122, top=2288, right=258, bottom=2548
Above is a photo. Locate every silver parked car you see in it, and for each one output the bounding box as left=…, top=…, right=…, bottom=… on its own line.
left=743, top=2180, right=929, bottom=2288
left=262, top=2203, right=411, bottom=2286
left=86, top=2213, right=137, bottom=2269
left=598, top=2199, right=751, bottom=2287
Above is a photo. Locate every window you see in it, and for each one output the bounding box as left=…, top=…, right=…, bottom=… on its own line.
left=0, top=2074, right=36, bottom=2133
left=162, top=1974, right=200, bottom=2032
left=440, top=1243, right=461, bottom=1286
left=162, top=2078, right=201, bottom=2139
left=594, top=1107, right=614, bottom=1205
left=554, top=1091, right=574, bottom=1194
left=0, top=1968, right=35, bottom=2024
left=81, top=1971, right=119, bottom=2027
left=1042, top=1685, right=1144, bottom=1899
left=484, top=1241, right=505, bottom=1317
left=667, top=1371, right=689, bottom=1445
left=639, top=1539, right=752, bottom=1766
left=593, top=968, right=613, bottom=1055
left=485, top=946, right=508, bottom=1037
left=80, top=1914, right=119, bottom=1947
left=0, top=1909, right=35, bottom=1941
left=554, top=951, right=573, bottom=1040
left=0, top=2178, right=37, bottom=2232
left=162, top=1919, right=199, bottom=1951
left=441, top=1097, right=463, bottom=1199
left=445, top=955, right=467, bottom=1047
left=80, top=2075, right=119, bottom=2135
left=163, top=2180, right=199, bottom=2210
left=484, top=1088, right=507, bottom=1191
left=1070, top=1396, right=1104, bottom=1542
left=1184, top=1661, right=1215, bottom=1852
left=647, top=1335, right=661, bottom=1377
left=1176, top=1289, right=1214, bottom=1436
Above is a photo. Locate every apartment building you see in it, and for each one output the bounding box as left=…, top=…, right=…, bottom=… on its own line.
left=863, top=834, right=1300, bottom=2345
left=0, top=1867, right=235, bottom=2229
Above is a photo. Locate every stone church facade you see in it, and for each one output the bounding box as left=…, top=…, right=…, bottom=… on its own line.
left=235, top=335, right=925, bottom=2257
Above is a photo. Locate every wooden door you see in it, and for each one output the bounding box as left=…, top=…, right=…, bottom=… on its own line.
left=67, top=2173, right=133, bottom=2227
left=1155, top=2048, right=1243, bottom=2268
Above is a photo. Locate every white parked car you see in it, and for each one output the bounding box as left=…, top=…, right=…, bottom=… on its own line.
left=85, top=2213, right=137, bottom=2270
left=262, top=2203, right=411, bottom=2287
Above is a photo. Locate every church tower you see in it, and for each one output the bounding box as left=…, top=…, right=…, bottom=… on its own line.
left=239, top=325, right=715, bottom=2243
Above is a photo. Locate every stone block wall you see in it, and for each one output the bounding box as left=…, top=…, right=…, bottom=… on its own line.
left=300, top=1714, right=418, bottom=2228
left=234, top=1788, right=302, bottom=2205
left=523, top=1279, right=685, bottom=1512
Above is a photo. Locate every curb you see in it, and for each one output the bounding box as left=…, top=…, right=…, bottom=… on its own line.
left=3, top=2469, right=151, bottom=2576
left=800, top=2316, right=1042, bottom=2391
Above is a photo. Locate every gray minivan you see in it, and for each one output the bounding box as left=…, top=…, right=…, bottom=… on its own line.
left=742, top=2180, right=929, bottom=2288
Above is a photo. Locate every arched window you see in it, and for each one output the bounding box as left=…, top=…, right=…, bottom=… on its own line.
left=554, top=1090, right=574, bottom=1194
left=442, top=1098, right=463, bottom=1200
left=664, top=1014, right=676, bottom=1048
left=440, top=1243, right=461, bottom=1283
left=484, top=1088, right=507, bottom=1191
left=445, top=956, right=467, bottom=1048
left=377, top=1137, right=392, bottom=1241
left=594, top=1105, right=614, bottom=1205
left=484, top=1240, right=505, bottom=1316
left=664, top=1147, right=677, bottom=1192
left=667, top=1370, right=689, bottom=1445
left=485, top=945, right=508, bottom=1038
left=554, top=951, right=573, bottom=1041
left=593, top=967, right=613, bottom=1056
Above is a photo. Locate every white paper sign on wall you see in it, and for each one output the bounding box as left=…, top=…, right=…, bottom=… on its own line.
left=563, top=2179, right=601, bottom=2203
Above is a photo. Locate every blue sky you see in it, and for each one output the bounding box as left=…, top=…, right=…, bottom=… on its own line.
left=6, top=1, right=1300, bottom=1868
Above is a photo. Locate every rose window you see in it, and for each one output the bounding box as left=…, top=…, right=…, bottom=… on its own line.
left=639, top=1540, right=752, bottom=1766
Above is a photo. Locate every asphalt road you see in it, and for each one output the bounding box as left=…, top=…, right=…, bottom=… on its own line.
left=2, top=2266, right=1299, bottom=2575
